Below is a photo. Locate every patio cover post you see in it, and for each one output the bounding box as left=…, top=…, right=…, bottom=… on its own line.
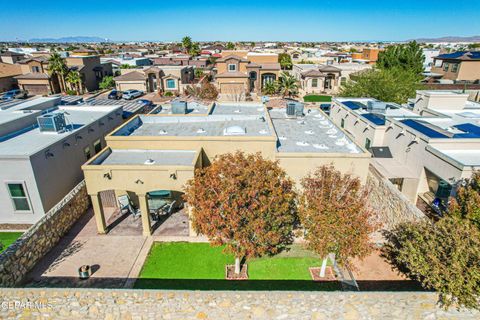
left=138, top=193, right=152, bottom=236
left=90, top=193, right=107, bottom=234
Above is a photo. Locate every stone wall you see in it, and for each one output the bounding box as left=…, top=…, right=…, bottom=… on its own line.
left=367, top=166, right=426, bottom=231
left=0, top=181, right=90, bottom=287
left=0, top=288, right=478, bottom=319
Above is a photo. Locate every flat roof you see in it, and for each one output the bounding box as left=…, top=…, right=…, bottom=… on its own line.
left=0, top=105, right=121, bottom=157
left=114, top=114, right=272, bottom=137
left=210, top=102, right=265, bottom=116
left=428, top=146, right=480, bottom=167
left=150, top=101, right=210, bottom=115
left=268, top=108, right=361, bottom=153
left=96, top=149, right=196, bottom=166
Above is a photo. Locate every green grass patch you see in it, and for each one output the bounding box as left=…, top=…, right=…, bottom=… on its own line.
left=135, top=242, right=339, bottom=291
left=0, top=232, right=22, bottom=252
left=303, top=95, right=332, bottom=103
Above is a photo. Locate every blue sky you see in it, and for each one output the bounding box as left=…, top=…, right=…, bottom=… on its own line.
left=1, top=0, right=479, bottom=42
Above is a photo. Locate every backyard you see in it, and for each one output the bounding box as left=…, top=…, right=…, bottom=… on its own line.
left=303, top=95, right=332, bottom=103
left=135, top=242, right=340, bottom=290
left=0, top=232, right=22, bottom=252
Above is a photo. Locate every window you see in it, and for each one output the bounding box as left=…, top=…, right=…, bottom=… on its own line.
left=31, top=66, right=40, bottom=73
left=228, top=64, right=237, bottom=72
left=166, top=79, right=176, bottom=89
left=7, top=183, right=31, bottom=212
left=84, top=146, right=91, bottom=160
left=443, top=62, right=449, bottom=72
left=341, top=118, right=345, bottom=128
left=340, top=77, right=347, bottom=85
left=451, top=63, right=459, bottom=73
left=365, top=138, right=371, bottom=150
left=93, top=139, right=102, bottom=154
left=311, top=79, right=318, bottom=88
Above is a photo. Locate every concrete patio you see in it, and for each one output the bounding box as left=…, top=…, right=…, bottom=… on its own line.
left=25, top=206, right=192, bottom=288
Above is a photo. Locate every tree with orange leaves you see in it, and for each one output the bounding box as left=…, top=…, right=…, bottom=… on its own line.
left=184, top=152, right=297, bottom=275
left=299, top=165, right=377, bottom=277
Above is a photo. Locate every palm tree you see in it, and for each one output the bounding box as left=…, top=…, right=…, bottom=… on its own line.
left=48, top=53, right=68, bottom=93
left=262, top=81, right=278, bottom=95
left=66, top=70, right=82, bottom=95
left=182, top=36, right=192, bottom=53
left=277, top=72, right=299, bottom=98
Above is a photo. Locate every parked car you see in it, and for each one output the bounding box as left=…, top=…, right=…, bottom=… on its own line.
left=137, top=99, right=153, bottom=108
left=1, top=89, right=28, bottom=100
left=122, top=90, right=143, bottom=100
left=108, top=90, right=123, bottom=100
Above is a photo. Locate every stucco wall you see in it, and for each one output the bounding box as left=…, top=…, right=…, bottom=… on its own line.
left=0, top=181, right=90, bottom=287
left=0, top=288, right=477, bottom=319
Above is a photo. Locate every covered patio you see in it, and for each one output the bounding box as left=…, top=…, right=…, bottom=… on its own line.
left=82, top=148, right=202, bottom=236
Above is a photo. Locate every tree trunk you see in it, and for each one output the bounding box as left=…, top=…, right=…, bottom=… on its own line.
left=319, top=256, right=328, bottom=278
left=58, top=74, right=64, bottom=93
left=234, top=257, right=241, bottom=274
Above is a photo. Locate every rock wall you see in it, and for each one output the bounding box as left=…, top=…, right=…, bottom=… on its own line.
left=0, top=181, right=90, bottom=287
left=0, top=288, right=477, bottom=319
left=367, top=166, right=426, bottom=230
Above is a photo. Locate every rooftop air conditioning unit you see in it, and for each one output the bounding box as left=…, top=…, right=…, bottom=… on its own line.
left=171, top=100, right=187, bottom=114
left=367, top=101, right=387, bottom=113
left=286, top=101, right=304, bottom=117
left=37, top=113, right=67, bottom=133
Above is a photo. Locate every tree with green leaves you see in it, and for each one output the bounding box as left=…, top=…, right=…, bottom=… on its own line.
left=184, top=152, right=297, bottom=275
left=182, top=36, right=192, bottom=53
left=99, top=76, right=115, bottom=90
left=340, top=67, right=422, bottom=104
left=299, top=165, right=376, bottom=277
left=65, top=70, right=82, bottom=95
left=278, top=53, right=293, bottom=70
left=48, top=52, right=68, bottom=93
left=448, top=171, right=480, bottom=229
left=262, top=81, right=277, bottom=95
left=189, top=43, right=200, bottom=56
left=277, top=72, right=299, bottom=98
left=383, top=217, right=480, bottom=310
left=226, top=42, right=235, bottom=50
left=377, top=41, right=425, bottom=76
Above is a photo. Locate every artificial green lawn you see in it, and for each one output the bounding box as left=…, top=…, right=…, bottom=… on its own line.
left=303, top=95, right=332, bottom=103
left=0, top=232, right=23, bottom=252
left=135, top=242, right=339, bottom=290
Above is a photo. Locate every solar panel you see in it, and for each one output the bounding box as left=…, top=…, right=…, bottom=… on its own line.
left=361, top=113, right=386, bottom=126
left=400, top=119, right=449, bottom=139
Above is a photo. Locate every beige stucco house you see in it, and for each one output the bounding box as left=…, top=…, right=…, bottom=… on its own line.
left=82, top=101, right=370, bottom=236
left=215, top=51, right=281, bottom=96
left=292, top=64, right=342, bottom=95
left=114, top=66, right=194, bottom=94
left=430, top=51, right=480, bottom=83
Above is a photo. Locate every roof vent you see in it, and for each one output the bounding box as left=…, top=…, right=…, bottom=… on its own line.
left=279, top=136, right=287, bottom=140
left=37, top=113, right=67, bottom=133
left=259, top=129, right=268, bottom=134
left=159, top=129, right=168, bottom=135
left=223, top=126, right=246, bottom=136
left=144, top=159, right=155, bottom=165
left=296, top=141, right=310, bottom=146
left=326, top=128, right=337, bottom=135
left=197, top=128, right=206, bottom=134
left=313, top=144, right=329, bottom=150
left=305, top=130, right=315, bottom=135
left=234, top=109, right=242, bottom=113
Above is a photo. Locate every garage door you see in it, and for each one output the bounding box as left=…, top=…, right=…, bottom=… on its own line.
left=117, top=82, right=145, bottom=92
left=220, top=83, right=245, bottom=95
left=23, top=84, right=49, bottom=95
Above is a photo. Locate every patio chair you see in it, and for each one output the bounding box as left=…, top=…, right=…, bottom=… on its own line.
left=118, top=194, right=140, bottom=218
left=160, top=200, right=176, bottom=216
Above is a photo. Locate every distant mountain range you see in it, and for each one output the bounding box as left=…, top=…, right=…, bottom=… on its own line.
left=28, top=36, right=108, bottom=43
left=412, top=35, right=480, bottom=43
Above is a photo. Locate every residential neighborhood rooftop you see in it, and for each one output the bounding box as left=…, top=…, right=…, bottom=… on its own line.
left=92, top=149, right=197, bottom=166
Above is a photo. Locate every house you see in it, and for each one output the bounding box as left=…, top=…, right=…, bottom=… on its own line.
left=0, top=51, right=25, bottom=64
left=82, top=101, right=370, bottom=235
left=15, top=55, right=113, bottom=95
left=113, top=65, right=194, bottom=94
left=0, top=62, right=22, bottom=92
left=215, top=51, right=281, bottom=95
left=0, top=97, right=123, bottom=224
left=292, top=64, right=342, bottom=94
left=329, top=90, right=480, bottom=205
left=430, top=51, right=480, bottom=83
left=361, top=48, right=381, bottom=64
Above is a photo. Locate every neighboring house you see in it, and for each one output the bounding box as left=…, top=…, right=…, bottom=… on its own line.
left=114, top=66, right=194, bottom=93
left=15, top=55, right=113, bottom=95
left=430, top=51, right=480, bottom=83
left=361, top=48, right=382, bottom=64
left=292, top=64, right=342, bottom=94
left=0, top=97, right=123, bottom=224
left=0, top=62, right=22, bottom=93
left=0, top=51, right=25, bottom=64
left=330, top=90, right=480, bottom=204
left=101, top=56, right=152, bottom=69
left=215, top=51, right=281, bottom=95
left=153, top=55, right=209, bottom=68
left=82, top=101, right=369, bottom=235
